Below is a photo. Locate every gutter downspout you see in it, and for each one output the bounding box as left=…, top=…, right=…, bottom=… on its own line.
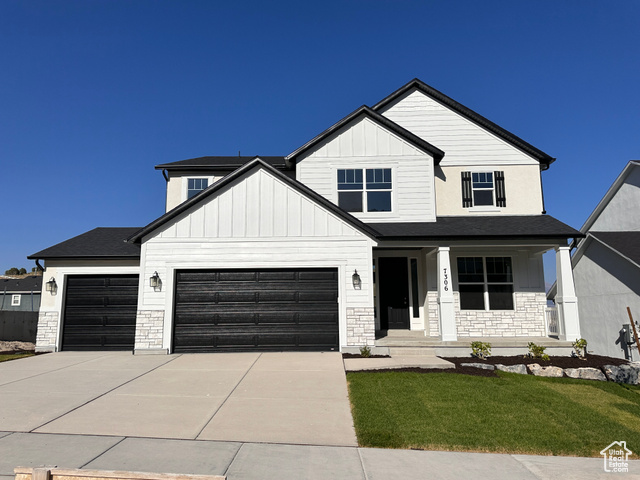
left=162, top=169, right=169, bottom=213
left=539, top=163, right=550, bottom=214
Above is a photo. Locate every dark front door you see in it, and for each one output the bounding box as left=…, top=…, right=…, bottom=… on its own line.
left=379, top=257, right=410, bottom=330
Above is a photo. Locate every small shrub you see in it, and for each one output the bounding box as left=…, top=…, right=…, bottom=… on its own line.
left=470, top=341, right=492, bottom=359
left=359, top=345, right=372, bottom=358
left=526, top=342, right=550, bottom=361
left=572, top=338, right=588, bottom=359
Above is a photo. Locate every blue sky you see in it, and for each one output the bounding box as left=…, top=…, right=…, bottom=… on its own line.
left=1, top=1, right=638, bottom=284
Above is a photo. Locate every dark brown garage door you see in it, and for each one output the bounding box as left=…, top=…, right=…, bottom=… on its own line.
left=62, top=275, right=138, bottom=351
left=173, top=268, right=339, bottom=353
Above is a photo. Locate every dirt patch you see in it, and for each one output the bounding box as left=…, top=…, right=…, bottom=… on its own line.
left=442, top=354, right=629, bottom=369
left=0, top=340, right=35, bottom=354
left=342, top=353, right=390, bottom=359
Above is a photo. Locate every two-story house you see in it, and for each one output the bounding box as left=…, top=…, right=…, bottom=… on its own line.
left=29, top=79, right=583, bottom=354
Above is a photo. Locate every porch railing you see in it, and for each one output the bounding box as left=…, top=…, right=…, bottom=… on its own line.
left=545, top=306, right=560, bottom=337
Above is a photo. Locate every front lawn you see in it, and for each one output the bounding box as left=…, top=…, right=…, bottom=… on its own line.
left=347, top=370, right=640, bottom=456
left=0, top=352, right=34, bottom=363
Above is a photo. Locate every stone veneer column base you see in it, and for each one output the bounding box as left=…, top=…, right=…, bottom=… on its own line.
left=35, top=311, right=59, bottom=352
left=134, top=310, right=166, bottom=352
left=346, top=307, right=375, bottom=347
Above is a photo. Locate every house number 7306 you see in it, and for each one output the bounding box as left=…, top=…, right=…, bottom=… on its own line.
left=443, top=268, right=449, bottom=291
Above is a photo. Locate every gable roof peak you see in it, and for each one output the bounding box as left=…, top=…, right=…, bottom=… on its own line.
left=286, top=104, right=444, bottom=164
left=373, top=78, right=555, bottom=168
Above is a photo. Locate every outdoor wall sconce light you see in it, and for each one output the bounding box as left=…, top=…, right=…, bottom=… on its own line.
left=149, top=271, right=161, bottom=289
left=45, top=277, right=57, bottom=295
left=352, top=269, right=362, bottom=290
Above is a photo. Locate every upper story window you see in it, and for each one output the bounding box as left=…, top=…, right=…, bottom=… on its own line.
left=11, top=294, right=21, bottom=306
left=461, top=171, right=506, bottom=208
left=187, top=178, right=209, bottom=199
left=337, top=168, right=392, bottom=213
left=457, top=256, right=513, bottom=310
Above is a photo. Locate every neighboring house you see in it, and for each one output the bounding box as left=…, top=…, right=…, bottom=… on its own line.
left=0, top=275, right=42, bottom=312
left=28, top=79, right=583, bottom=354
left=550, top=161, right=640, bottom=360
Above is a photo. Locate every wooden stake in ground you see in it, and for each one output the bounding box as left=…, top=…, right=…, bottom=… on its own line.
left=627, top=307, right=640, bottom=356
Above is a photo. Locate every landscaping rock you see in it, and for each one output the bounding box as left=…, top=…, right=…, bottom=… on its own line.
left=495, top=364, right=527, bottom=375
left=461, top=362, right=495, bottom=371
left=528, top=364, right=564, bottom=377
left=603, top=364, right=640, bottom=385
left=564, top=367, right=606, bottom=381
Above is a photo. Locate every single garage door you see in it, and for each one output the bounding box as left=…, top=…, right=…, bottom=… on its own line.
left=173, top=268, right=339, bottom=352
left=62, top=274, right=138, bottom=351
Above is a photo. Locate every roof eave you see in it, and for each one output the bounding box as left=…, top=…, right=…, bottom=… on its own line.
left=129, top=158, right=380, bottom=244
left=372, top=78, right=554, bottom=167
left=285, top=105, right=444, bottom=163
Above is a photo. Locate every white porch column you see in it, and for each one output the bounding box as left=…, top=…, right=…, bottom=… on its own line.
left=555, top=246, right=580, bottom=341
left=437, top=246, right=457, bottom=341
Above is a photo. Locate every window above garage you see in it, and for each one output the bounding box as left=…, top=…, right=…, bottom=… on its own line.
left=337, top=168, right=392, bottom=213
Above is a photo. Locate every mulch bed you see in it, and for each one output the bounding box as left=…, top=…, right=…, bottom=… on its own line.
left=442, top=354, right=629, bottom=369
left=348, top=354, right=629, bottom=378
left=342, top=353, right=390, bottom=359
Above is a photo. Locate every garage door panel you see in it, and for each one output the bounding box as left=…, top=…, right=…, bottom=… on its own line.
left=62, top=274, right=138, bottom=351
left=173, top=268, right=339, bottom=353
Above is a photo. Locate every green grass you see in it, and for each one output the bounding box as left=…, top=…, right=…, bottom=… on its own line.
left=0, top=352, right=34, bottom=363
left=347, top=370, right=640, bottom=456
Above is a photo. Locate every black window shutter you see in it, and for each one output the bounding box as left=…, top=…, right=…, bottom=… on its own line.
left=495, top=171, right=506, bottom=207
left=461, top=172, right=472, bottom=207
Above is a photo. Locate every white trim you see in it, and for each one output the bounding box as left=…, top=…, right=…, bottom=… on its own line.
left=11, top=294, right=21, bottom=306
left=332, top=164, right=400, bottom=221
left=182, top=176, right=215, bottom=203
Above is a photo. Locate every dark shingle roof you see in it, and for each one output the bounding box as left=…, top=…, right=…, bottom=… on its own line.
left=372, top=78, right=555, bottom=169
left=0, top=275, right=42, bottom=293
left=156, top=156, right=288, bottom=171
left=28, top=228, right=141, bottom=260
left=590, top=231, right=640, bottom=267
left=369, top=216, right=583, bottom=240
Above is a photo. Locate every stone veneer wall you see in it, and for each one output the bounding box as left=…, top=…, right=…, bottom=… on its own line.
left=134, top=310, right=165, bottom=349
left=346, top=307, right=375, bottom=346
left=427, top=291, right=440, bottom=337
left=35, top=311, right=59, bottom=352
left=455, top=292, right=547, bottom=337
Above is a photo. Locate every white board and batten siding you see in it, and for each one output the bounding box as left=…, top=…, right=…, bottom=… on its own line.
left=139, top=167, right=377, bottom=350
left=296, top=115, right=437, bottom=223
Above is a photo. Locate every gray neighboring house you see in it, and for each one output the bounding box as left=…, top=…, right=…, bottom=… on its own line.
left=0, top=275, right=42, bottom=312
left=550, top=161, right=640, bottom=360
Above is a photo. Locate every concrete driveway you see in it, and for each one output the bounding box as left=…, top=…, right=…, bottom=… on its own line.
left=0, top=351, right=356, bottom=446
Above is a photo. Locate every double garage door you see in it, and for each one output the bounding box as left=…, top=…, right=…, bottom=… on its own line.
left=62, top=268, right=339, bottom=352
left=173, top=268, right=339, bottom=353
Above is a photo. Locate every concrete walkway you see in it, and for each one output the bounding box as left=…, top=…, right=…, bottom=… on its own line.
left=0, top=432, right=639, bottom=480
left=0, top=352, right=356, bottom=446
left=1, top=352, right=639, bottom=479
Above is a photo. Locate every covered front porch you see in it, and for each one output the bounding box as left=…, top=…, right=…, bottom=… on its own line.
left=370, top=238, right=580, bottom=354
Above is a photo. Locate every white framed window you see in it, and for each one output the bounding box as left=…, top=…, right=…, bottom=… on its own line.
left=337, top=168, right=392, bottom=212
left=471, top=172, right=494, bottom=206
left=11, top=294, right=21, bottom=306
left=187, top=178, right=209, bottom=199
left=461, top=171, right=506, bottom=208
left=456, top=256, right=514, bottom=310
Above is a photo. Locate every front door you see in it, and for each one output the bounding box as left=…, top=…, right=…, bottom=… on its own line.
left=379, top=257, right=410, bottom=330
